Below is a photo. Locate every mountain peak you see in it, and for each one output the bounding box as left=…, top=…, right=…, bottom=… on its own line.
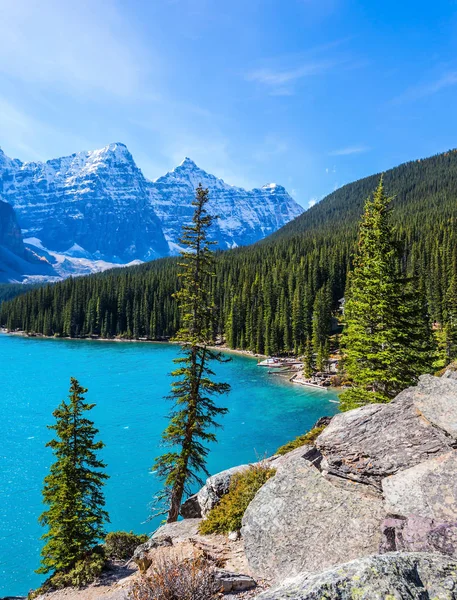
left=177, top=157, right=198, bottom=169
left=79, top=142, right=135, bottom=168
left=0, top=147, right=21, bottom=169
left=105, top=142, right=128, bottom=151
left=98, top=142, right=131, bottom=158
left=261, top=182, right=286, bottom=192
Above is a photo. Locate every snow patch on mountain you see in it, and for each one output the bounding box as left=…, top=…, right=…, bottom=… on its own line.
left=22, top=237, right=144, bottom=282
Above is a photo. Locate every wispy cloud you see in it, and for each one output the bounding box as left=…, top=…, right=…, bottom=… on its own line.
left=328, top=145, right=369, bottom=156
left=308, top=198, right=317, bottom=208
left=246, top=60, right=335, bottom=87
left=244, top=37, right=360, bottom=95
left=393, top=71, right=457, bottom=104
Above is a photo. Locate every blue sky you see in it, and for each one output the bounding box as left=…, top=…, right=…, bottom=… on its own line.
left=1, top=0, right=457, bottom=207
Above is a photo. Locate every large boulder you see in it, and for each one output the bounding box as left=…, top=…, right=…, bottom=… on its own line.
left=256, top=552, right=457, bottom=600
left=241, top=458, right=384, bottom=581
left=382, top=451, right=457, bottom=521
left=315, top=375, right=457, bottom=488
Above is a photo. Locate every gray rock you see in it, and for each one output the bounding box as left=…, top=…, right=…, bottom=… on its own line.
left=102, top=590, right=131, bottom=600
left=380, top=514, right=457, bottom=557
left=443, top=369, right=457, bottom=380
left=151, top=518, right=202, bottom=543
left=196, top=464, right=251, bottom=517
left=214, top=569, right=256, bottom=593
left=241, top=459, right=384, bottom=581
left=256, top=552, right=457, bottom=600
left=266, top=445, right=314, bottom=472
left=314, top=415, right=333, bottom=428
left=133, top=518, right=202, bottom=571
left=409, top=374, right=457, bottom=439
left=133, top=533, right=173, bottom=573
left=316, top=376, right=457, bottom=488
left=383, top=451, right=457, bottom=520
left=180, top=493, right=202, bottom=518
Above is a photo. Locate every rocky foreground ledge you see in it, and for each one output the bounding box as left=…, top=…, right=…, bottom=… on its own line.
left=30, top=372, right=457, bottom=599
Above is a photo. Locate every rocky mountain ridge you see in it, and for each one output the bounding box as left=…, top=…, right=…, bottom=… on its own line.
left=0, top=201, right=58, bottom=283
left=0, top=143, right=303, bottom=281
left=0, top=200, right=24, bottom=257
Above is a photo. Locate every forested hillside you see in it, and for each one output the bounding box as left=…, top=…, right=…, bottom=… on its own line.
left=0, top=283, right=41, bottom=305
left=2, top=149, right=457, bottom=356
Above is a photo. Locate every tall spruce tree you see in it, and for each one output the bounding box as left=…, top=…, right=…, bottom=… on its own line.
left=153, top=185, right=230, bottom=523
left=38, top=378, right=109, bottom=577
left=302, top=335, right=314, bottom=378
left=311, top=283, right=332, bottom=372
left=340, top=178, right=434, bottom=411
left=443, top=274, right=457, bottom=364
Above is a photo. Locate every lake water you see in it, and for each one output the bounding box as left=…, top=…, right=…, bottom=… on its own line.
left=0, top=333, right=339, bottom=596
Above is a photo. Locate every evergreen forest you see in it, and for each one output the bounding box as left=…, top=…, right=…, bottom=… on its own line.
left=2, top=149, right=457, bottom=359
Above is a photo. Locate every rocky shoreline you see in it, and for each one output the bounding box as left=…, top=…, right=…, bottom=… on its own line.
left=22, top=370, right=457, bottom=599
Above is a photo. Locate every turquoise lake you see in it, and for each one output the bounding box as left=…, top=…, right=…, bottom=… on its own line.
left=0, top=333, right=339, bottom=596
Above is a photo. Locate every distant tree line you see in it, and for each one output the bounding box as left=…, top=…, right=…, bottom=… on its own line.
left=0, top=282, right=41, bottom=304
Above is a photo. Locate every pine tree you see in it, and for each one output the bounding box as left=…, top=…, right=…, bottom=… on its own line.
left=38, top=378, right=109, bottom=577
left=153, top=185, right=230, bottom=523
left=340, top=178, right=434, bottom=411
left=302, top=336, right=314, bottom=378
left=442, top=274, right=457, bottom=363
left=316, top=338, right=330, bottom=372
left=312, top=283, right=331, bottom=371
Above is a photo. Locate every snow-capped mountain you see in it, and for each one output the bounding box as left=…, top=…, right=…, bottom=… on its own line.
left=0, top=144, right=168, bottom=263
left=151, top=157, right=304, bottom=252
left=0, top=143, right=303, bottom=280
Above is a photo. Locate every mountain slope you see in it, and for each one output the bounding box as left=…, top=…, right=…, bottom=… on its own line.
left=0, top=200, right=57, bottom=283
left=0, top=144, right=303, bottom=274
left=4, top=148, right=456, bottom=351
left=0, top=199, right=24, bottom=258
left=268, top=149, right=457, bottom=243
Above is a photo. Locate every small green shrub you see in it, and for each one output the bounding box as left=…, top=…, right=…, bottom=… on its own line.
left=436, top=360, right=457, bottom=377
left=275, top=425, right=327, bottom=455
left=30, top=547, right=106, bottom=596
left=105, top=530, right=149, bottom=560
left=199, top=464, right=275, bottom=535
